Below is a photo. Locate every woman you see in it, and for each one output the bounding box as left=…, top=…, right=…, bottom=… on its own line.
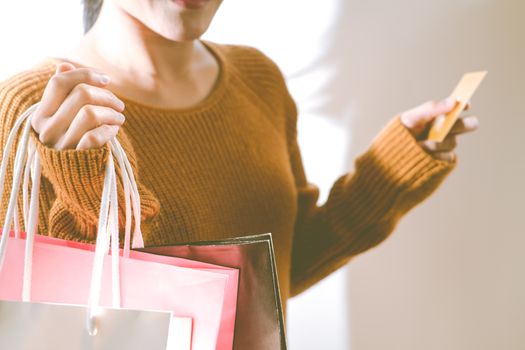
left=0, top=0, right=478, bottom=316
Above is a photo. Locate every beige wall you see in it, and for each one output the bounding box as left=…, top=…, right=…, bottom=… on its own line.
left=344, top=1, right=525, bottom=349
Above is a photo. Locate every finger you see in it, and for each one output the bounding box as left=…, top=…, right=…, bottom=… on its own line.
left=39, top=84, right=125, bottom=144
left=419, top=135, right=457, bottom=153
left=431, top=151, right=456, bottom=163
left=35, top=67, right=112, bottom=121
left=56, top=105, right=125, bottom=150
left=76, top=124, right=120, bottom=150
left=32, top=63, right=77, bottom=133
left=401, top=97, right=456, bottom=135
left=449, top=116, right=479, bottom=135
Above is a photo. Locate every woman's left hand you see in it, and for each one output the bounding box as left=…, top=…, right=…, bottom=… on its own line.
left=400, top=97, right=479, bottom=162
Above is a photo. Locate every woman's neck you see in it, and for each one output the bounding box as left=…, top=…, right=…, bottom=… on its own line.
left=75, top=0, right=203, bottom=80
left=65, top=1, right=219, bottom=109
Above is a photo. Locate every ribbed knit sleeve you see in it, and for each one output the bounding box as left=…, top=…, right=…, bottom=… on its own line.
left=31, top=131, right=161, bottom=241
left=31, top=135, right=109, bottom=238
left=287, top=96, right=456, bottom=296
left=0, top=67, right=160, bottom=242
left=0, top=69, right=55, bottom=235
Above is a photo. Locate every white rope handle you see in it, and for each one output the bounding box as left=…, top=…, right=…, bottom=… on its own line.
left=86, top=151, right=115, bottom=335
left=108, top=149, right=121, bottom=307
left=86, top=137, right=146, bottom=333
left=22, top=140, right=37, bottom=231
left=0, top=104, right=39, bottom=272
left=109, top=139, right=143, bottom=256
left=111, top=139, right=143, bottom=249
left=22, top=142, right=41, bottom=301
left=0, top=103, right=141, bottom=336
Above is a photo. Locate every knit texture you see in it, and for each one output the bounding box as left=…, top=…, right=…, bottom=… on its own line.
left=0, top=41, right=456, bottom=309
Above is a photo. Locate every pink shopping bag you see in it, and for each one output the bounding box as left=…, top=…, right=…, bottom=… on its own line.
left=0, top=233, right=233, bottom=350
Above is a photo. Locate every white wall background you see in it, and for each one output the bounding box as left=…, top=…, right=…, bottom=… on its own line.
left=0, top=1, right=83, bottom=79
left=1, top=1, right=523, bottom=349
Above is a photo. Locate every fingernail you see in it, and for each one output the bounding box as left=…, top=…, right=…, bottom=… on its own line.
left=101, top=75, right=111, bottom=84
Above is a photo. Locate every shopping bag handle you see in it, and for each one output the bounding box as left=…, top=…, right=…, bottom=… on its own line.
left=109, top=138, right=144, bottom=256
left=0, top=103, right=143, bottom=335
left=0, top=104, right=39, bottom=282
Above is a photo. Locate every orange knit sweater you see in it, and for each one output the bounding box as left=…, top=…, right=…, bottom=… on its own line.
left=0, top=41, right=455, bottom=309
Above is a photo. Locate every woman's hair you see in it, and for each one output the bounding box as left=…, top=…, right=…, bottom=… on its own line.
left=82, top=0, right=103, bottom=33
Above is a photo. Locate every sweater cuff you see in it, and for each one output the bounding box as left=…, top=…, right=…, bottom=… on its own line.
left=31, top=131, right=109, bottom=216
left=363, top=114, right=456, bottom=192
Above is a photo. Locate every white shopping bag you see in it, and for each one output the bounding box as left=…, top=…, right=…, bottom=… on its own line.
left=0, top=300, right=191, bottom=350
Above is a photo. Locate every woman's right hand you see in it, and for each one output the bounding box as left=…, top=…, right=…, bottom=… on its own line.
left=31, top=62, right=126, bottom=150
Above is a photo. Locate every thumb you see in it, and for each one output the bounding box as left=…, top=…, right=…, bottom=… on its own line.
left=55, top=62, right=76, bottom=74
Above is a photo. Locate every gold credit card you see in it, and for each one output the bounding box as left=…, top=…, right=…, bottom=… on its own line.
left=427, top=71, right=487, bottom=142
